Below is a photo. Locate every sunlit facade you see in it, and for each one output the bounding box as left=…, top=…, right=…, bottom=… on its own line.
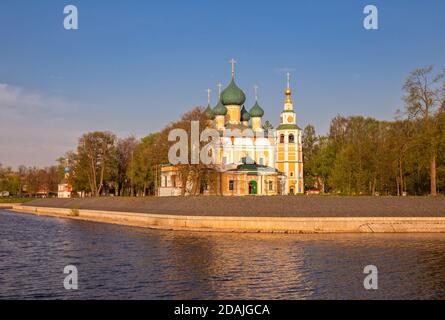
left=160, top=65, right=303, bottom=196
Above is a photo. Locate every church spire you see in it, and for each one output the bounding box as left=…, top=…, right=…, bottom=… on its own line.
left=285, top=72, right=293, bottom=105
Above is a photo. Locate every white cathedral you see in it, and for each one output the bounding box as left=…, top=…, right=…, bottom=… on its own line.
left=160, top=60, right=304, bottom=196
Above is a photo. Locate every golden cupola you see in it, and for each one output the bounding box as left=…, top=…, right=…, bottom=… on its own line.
left=285, top=72, right=293, bottom=104
left=285, top=88, right=292, bottom=104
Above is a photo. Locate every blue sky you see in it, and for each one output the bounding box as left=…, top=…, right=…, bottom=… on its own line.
left=1, top=0, right=444, bottom=167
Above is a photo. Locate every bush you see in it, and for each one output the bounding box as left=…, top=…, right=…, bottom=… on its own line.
left=68, top=207, right=80, bottom=217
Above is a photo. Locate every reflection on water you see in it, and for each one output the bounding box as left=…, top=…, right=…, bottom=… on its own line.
left=0, top=209, right=444, bottom=300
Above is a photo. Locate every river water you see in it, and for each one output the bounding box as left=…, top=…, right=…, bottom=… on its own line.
left=0, top=209, right=444, bottom=300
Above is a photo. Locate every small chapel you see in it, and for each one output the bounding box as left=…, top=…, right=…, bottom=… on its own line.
left=159, top=60, right=304, bottom=196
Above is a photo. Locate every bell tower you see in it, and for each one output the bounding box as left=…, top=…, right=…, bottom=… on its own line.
left=275, top=73, right=304, bottom=194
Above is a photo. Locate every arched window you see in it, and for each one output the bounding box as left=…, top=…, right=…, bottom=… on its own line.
left=289, top=134, right=295, bottom=143
left=280, top=134, right=285, bottom=143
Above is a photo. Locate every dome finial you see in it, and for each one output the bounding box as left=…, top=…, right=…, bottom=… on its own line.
left=229, top=58, right=237, bottom=79
left=217, top=83, right=222, bottom=97
left=285, top=72, right=293, bottom=104
left=254, top=85, right=259, bottom=102
left=206, top=88, right=211, bottom=105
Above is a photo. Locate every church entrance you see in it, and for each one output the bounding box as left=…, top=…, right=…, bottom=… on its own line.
left=248, top=181, right=257, bottom=195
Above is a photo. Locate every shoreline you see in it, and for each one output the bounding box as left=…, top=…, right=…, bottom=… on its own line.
left=10, top=204, right=445, bottom=234
left=0, top=204, right=14, bottom=209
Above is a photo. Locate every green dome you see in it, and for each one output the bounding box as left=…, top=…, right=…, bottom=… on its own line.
left=249, top=101, right=264, bottom=118
left=204, top=105, right=215, bottom=120
left=240, top=105, right=251, bottom=121
left=213, top=99, right=227, bottom=116
left=221, top=79, right=246, bottom=106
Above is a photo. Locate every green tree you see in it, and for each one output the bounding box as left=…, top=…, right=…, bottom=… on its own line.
left=403, top=66, right=444, bottom=196
left=302, top=124, right=318, bottom=190
left=132, top=133, right=166, bottom=196
left=76, top=131, right=117, bottom=196
left=115, top=136, right=139, bottom=196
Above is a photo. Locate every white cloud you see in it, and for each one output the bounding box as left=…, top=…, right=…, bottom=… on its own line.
left=0, top=84, right=82, bottom=168
left=0, top=83, right=153, bottom=168
left=0, top=83, right=73, bottom=115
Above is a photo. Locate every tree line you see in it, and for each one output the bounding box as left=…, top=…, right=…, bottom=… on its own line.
left=0, top=164, right=59, bottom=196
left=303, top=66, right=445, bottom=196
left=57, top=108, right=207, bottom=197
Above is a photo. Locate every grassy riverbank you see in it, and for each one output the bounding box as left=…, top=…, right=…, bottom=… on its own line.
left=23, top=196, right=445, bottom=217
left=0, top=198, right=33, bottom=204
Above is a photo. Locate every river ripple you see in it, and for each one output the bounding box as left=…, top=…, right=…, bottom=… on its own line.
left=0, top=210, right=444, bottom=299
